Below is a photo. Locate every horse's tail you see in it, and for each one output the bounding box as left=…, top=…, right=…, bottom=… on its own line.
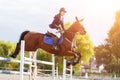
left=18, top=31, right=30, bottom=43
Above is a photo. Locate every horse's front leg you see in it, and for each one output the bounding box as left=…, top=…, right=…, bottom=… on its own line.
left=66, top=51, right=81, bottom=66
left=72, top=51, right=81, bottom=66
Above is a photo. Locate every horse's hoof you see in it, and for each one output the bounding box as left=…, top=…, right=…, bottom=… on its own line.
left=10, top=54, right=17, bottom=58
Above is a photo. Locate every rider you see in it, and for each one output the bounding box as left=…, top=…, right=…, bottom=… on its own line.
left=49, top=7, right=66, bottom=50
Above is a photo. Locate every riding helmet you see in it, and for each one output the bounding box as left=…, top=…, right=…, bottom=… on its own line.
left=59, top=7, right=67, bottom=13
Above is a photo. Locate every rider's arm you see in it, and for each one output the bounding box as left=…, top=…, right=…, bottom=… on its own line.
left=60, top=20, right=65, bottom=31
left=61, top=20, right=65, bottom=31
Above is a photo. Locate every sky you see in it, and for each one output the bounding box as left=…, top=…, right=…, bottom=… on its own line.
left=0, top=0, right=120, bottom=46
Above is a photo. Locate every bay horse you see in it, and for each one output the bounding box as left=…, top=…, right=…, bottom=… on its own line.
left=10, top=17, right=86, bottom=66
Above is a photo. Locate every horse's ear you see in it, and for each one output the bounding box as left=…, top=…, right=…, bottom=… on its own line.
left=80, top=18, right=84, bottom=22
left=75, top=16, right=79, bottom=22
left=76, top=16, right=84, bottom=22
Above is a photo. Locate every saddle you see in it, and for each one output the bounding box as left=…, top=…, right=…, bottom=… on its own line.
left=44, top=31, right=63, bottom=47
left=45, top=31, right=58, bottom=38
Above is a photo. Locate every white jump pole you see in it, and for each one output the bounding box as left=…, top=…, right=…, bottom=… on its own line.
left=25, top=52, right=55, bottom=80
left=28, top=51, right=37, bottom=80
left=29, top=52, right=32, bottom=80
left=20, top=40, right=25, bottom=80
left=52, top=54, right=55, bottom=80
left=33, top=51, right=37, bottom=80
left=63, top=58, right=73, bottom=80
left=63, top=58, right=66, bottom=80
left=70, top=64, right=73, bottom=80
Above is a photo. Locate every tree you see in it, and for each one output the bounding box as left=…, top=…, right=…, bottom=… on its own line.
left=95, top=10, right=120, bottom=76
left=76, top=34, right=94, bottom=64
left=95, top=43, right=112, bottom=69
left=107, top=10, right=120, bottom=76
left=0, top=41, right=15, bottom=57
left=108, top=10, right=120, bottom=59
left=0, top=40, right=18, bottom=70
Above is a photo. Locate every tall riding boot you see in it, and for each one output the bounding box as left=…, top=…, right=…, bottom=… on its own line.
left=52, top=37, right=58, bottom=50
left=10, top=43, right=20, bottom=58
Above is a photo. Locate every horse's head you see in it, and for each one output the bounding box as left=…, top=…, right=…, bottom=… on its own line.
left=70, top=17, right=86, bottom=35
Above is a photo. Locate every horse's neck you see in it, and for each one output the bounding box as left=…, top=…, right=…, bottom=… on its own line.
left=63, top=29, right=76, bottom=42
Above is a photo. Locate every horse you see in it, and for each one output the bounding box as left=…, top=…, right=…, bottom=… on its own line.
left=10, top=17, right=86, bottom=66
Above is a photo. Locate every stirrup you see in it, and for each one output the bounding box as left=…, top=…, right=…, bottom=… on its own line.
left=52, top=46, right=58, bottom=50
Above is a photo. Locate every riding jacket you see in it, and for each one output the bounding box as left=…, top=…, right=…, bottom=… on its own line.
left=49, top=13, right=65, bottom=31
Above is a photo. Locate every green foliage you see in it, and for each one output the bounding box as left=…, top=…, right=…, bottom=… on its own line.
left=95, top=44, right=111, bottom=66
left=64, top=22, right=72, bottom=29
left=0, top=40, right=15, bottom=57
left=106, top=55, right=120, bottom=74
left=37, top=49, right=52, bottom=70
left=76, top=34, right=94, bottom=64
left=37, top=49, right=64, bottom=74
left=0, top=40, right=19, bottom=70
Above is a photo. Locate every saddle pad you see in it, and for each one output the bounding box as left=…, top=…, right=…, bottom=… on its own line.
left=44, top=35, right=63, bottom=45
left=44, top=36, right=53, bottom=45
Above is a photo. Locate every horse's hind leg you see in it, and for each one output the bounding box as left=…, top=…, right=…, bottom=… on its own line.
left=10, top=43, right=20, bottom=58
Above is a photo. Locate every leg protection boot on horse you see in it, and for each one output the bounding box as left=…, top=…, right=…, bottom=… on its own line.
left=72, top=53, right=81, bottom=66
left=10, top=43, right=20, bottom=58
left=67, top=52, right=81, bottom=66
left=66, top=54, right=76, bottom=66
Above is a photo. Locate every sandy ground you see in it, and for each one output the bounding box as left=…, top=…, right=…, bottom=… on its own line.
left=0, top=74, right=89, bottom=80
left=1, top=74, right=120, bottom=80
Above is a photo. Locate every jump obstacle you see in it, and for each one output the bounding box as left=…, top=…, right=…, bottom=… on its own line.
left=0, top=40, right=57, bottom=80
left=0, top=40, right=73, bottom=80
left=63, top=58, right=73, bottom=80
left=0, top=41, right=31, bottom=77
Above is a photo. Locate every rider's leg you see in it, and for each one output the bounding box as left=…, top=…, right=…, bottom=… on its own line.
left=52, top=37, right=58, bottom=50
